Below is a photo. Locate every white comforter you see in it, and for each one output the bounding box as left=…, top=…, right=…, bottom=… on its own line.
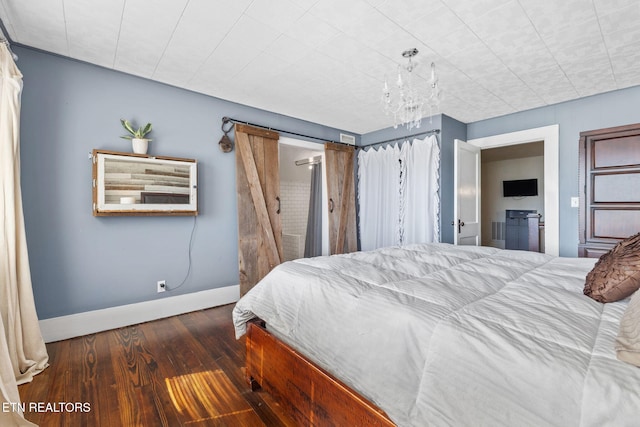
left=233, top=243, right=640, bottom=427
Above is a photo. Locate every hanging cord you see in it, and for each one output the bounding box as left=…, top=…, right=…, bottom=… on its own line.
left=167, top=215, right=197, bottom=291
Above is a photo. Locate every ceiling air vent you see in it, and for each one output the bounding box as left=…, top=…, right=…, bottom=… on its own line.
left=340, top=133, right=356, bottom=145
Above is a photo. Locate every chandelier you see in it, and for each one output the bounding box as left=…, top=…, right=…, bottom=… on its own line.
left=382, top=48, right=441, bottom=130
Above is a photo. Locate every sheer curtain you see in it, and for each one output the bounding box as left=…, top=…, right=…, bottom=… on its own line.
left=0, top=42, right=48, bottom=426
left=357, top=143, right=401, bottom=251
left=358, top=135, right=440, bottom=251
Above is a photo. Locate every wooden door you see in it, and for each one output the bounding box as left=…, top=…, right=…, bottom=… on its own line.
left=578, top=123, right=640, bottom=257
left=235, top=124, right=283, bottom=295
left=324, top=143, right=357, bottom=254
left=453, top=139, right=481, bottom=246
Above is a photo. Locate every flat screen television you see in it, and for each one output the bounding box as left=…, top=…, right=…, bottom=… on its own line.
left=503, top=179, right=538, bottom=197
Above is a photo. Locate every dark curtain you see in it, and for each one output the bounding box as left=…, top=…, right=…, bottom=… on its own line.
left=304, top=163, right=323, bottom=257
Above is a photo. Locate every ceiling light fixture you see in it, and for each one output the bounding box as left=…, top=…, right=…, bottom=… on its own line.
left=382, top=48, right=441, bottom=130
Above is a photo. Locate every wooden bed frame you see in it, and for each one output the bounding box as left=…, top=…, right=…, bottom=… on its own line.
left=245, top=320, right=396, bottom=426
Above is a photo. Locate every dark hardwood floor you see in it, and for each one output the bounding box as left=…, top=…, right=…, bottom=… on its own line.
left=18, top=304, right=296, bottom=426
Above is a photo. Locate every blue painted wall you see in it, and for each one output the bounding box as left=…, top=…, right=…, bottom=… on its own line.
left=16, top=46, right=352, bottom=320
left=467, top=86, right=640, bottom=257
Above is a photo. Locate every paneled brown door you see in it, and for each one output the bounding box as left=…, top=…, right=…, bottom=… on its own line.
left=324, top=142, right=357, bottom=254
left=578, top=123, right=640, bottom=258
left=235, top=124, right=283, bottom=296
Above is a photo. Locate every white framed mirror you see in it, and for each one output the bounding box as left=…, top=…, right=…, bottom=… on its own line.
left=92, top=149, right=198, bottom=216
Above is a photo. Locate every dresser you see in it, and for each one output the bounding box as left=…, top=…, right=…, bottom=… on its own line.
left=505, top=209, right=537, bottom=250
left=578, top=123, right=640, bottom=258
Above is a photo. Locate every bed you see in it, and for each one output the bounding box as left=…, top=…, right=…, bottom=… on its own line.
left=233, top=243, right=640, bottom=426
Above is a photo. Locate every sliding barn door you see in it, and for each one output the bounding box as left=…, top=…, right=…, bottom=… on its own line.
left=235, top=124, right=283, bottom=296
left=325, top=143, right=357, bottom=254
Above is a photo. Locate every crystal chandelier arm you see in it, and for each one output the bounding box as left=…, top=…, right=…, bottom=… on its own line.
left=381, top=49, right=442, bottom=130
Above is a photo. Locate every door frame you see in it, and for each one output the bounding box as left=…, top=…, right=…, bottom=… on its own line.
left=279, top=137, right=330, bottom=256
left=468, top=124, right=559, bottom=256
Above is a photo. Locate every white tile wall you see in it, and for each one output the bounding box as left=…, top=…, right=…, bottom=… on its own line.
left=283, top=233, right=304, bottom=261
left=280, top=180, right=310, bottom=260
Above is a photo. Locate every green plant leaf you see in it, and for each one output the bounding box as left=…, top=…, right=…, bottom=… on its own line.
left=141, top=123, right=152, bottom=137
left=120, top=118, right=152, bottom=139
left=121, top=119, right=136, bottom=135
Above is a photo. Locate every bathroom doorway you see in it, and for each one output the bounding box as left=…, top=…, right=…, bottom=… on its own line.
left=278, top=137, right=328, bottom=260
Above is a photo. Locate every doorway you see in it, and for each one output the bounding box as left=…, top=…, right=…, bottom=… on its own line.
left=468, top=125, right=559, bottom=256
left=481, top=141, right=545, bottom=249
left=278, top=137, right=329, bottom=260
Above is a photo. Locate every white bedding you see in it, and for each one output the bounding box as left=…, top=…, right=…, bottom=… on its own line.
left=232, top=243, right=640, bottom=426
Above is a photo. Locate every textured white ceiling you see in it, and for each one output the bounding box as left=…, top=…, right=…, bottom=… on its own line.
left=1, top=0, right=638, bottom=134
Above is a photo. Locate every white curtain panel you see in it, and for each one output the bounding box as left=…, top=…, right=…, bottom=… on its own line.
left=402, top=135, right=440, bottom=245
left=357, top=143, right=401, bottom=251
left=358, top=135, right=440, bottom=251
left=0, top=43, right=48, bottom=426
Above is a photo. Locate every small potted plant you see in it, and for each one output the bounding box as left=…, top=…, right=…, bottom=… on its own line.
left=120, top=119, right=152, bottom=154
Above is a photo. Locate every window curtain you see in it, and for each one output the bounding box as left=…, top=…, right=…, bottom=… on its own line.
left=357, top=135, right=440, bottom=251
left=0, top=42, right=49, bottom=426
left=304, top=163, right=322, bottom=257
left=357, top=143, right=401, bottom=251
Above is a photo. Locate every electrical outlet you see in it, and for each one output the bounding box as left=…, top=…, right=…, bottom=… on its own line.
left=157, top=280, right=166, bottom=293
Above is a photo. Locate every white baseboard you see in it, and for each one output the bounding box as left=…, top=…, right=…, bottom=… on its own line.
left=39, top=285, right=240, bottom=343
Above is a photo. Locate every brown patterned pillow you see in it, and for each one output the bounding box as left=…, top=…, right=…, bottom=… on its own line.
left=584, top=232, right=640, bottom=303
